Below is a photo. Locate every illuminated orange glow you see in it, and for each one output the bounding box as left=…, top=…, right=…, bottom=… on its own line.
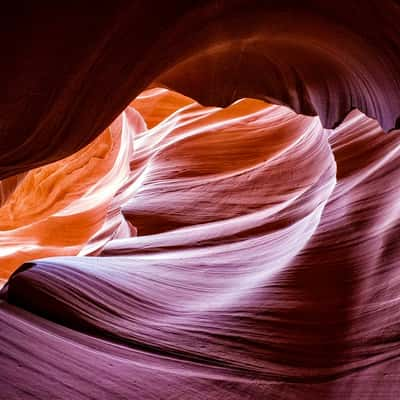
left=0, top=114, right=138, bottom=280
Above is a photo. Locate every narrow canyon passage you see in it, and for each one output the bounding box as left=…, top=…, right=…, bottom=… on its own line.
left=1, top=2, right=400, bottom=398
left=1, top=88, right=400, bottom=399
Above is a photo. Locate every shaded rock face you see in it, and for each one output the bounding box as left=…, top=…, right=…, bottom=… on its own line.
left=1, top=2, right=400, bottom=399
left=1, top=1, right=400, bottom=179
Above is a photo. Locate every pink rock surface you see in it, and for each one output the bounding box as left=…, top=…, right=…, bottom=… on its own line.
left=1, top=2, right=400, bottom=398
left=1, top=88, right=400, bottom=398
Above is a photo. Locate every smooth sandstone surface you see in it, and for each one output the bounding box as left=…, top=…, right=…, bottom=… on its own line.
left=1, top=2, right=400, bottom=399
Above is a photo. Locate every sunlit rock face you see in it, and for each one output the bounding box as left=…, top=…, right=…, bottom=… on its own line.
left=0, top=113, right=142, bottom=282
left=1, top=2, right=400, bottom=399
left=1, top=87, right=400, bottom=399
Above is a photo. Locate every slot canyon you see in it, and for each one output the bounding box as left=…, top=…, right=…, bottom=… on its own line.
left=1, top=2, right=400, bottom=399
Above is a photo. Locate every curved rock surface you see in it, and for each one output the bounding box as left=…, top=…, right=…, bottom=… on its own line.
left=1, top=88, right=400, bottom=398
left=1, top=1, right=400, bottom=179
left=1, top=2, right=400, bottom=398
